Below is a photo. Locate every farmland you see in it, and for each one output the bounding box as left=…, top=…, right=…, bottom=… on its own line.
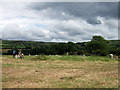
left=2, top=38, right=120, bottom=56
left=2, top=55, right=118, bottom=88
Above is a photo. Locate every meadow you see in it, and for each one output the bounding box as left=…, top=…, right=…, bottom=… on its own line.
left=2, top=55, right=119, bottom=88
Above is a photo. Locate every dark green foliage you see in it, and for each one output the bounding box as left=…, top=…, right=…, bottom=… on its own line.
left=21, top=49, right=31, bottom=55
left=67, top=41, right=78, bottom=53
left=91, top=35, right=107, bottom=42
left=54, top=43, right=67, bottom=55
left=6, top=49, right=19, bottom=55
left=86, top=36, right=109, bottom=56
left=108, top=40, right=120, bottom=55
left=2, top=35, right=120, bottom=56
left=7, top=50, right=13, bottom=55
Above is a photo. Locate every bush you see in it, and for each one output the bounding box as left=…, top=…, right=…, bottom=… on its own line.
left=7, top=50, right=13, bottom=55
left=92, top=49, right=108, bottom=56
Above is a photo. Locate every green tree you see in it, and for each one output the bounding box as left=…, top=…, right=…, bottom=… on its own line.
left=56, top=43, right=68, bottom=55
left=86, top=35, right=109, bottom=56
left=66, top=41, right=78, bottom=55
left=48, top=44, right=58, bottom=55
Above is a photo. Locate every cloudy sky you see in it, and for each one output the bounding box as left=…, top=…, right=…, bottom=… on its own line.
left=0, top=2, right=118, bottom=42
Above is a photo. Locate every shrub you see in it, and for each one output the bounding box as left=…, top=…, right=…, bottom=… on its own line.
left=92, top=49, right=108, bottom=56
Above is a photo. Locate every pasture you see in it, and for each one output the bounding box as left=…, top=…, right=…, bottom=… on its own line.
left=2, top=55, right=119, bottom=88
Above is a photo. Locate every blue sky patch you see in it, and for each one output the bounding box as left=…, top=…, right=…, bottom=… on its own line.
left=35, top=24, right=46, bottom=28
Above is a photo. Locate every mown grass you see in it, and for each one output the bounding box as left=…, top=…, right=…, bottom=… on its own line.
left=2, top=55, right=118, bottom=88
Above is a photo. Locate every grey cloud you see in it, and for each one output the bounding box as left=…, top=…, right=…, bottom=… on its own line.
left=87, top=18, right=101, bottom=25
left=29, top=2, right=118, bottom=24
left=47, top=18, right=117, bottom=42
left=2, top=24, right=47, bottom=41
left=1, top=2, right=118, bottom=42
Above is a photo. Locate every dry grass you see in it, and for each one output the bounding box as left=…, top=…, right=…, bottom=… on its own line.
left=2, top=55, right=118, bottom=88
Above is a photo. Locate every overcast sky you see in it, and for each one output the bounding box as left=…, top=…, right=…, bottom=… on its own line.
left=0, top=2, right=118, bottom=42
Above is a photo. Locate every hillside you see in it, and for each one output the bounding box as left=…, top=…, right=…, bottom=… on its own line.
left=1, top=39, right=120, bottom=56
left=1, top=40, right=62, bottom=49
left=1, top=39, right=120, bottom=49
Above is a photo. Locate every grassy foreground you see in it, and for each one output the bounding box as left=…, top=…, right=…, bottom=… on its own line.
left=2, top=55, right=118, bottom=88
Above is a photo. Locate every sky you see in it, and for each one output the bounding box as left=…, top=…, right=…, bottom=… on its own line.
left=0, top=2, right=118, bottom=42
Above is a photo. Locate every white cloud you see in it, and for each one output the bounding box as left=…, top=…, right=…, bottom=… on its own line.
left=0, top=2, right=118, bottom=42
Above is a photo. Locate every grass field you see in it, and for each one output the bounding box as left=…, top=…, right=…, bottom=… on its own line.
left=2, top=55, right=119, bottom=88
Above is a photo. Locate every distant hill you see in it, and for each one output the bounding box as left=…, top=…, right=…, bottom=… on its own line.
left=1, top=40, right=55, bottom=49
left=1, top=39, right=120, bottom=49
left=1, top=39, right=120, bottom=56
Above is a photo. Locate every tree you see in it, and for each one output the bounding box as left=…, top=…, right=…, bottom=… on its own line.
left=86, top=35, right=109, bottom=56
left=66, top=41, right=78, bottom=55
left=56, top=43, right=68, bottom=55
left=91, top=35, right=107, bottom=42
left=48, top=44, right=58, bottom=55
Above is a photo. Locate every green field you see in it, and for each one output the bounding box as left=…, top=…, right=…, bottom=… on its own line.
left=2, top=55, right=119, bottom=88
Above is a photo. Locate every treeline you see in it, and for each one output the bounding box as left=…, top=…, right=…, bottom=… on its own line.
left=2, top=35, right=120, bottom=56
left=2, top=40, right=50, bottom=49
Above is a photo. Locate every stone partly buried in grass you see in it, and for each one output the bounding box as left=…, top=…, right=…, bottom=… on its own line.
left=31, top=55, right=49, bottom=61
